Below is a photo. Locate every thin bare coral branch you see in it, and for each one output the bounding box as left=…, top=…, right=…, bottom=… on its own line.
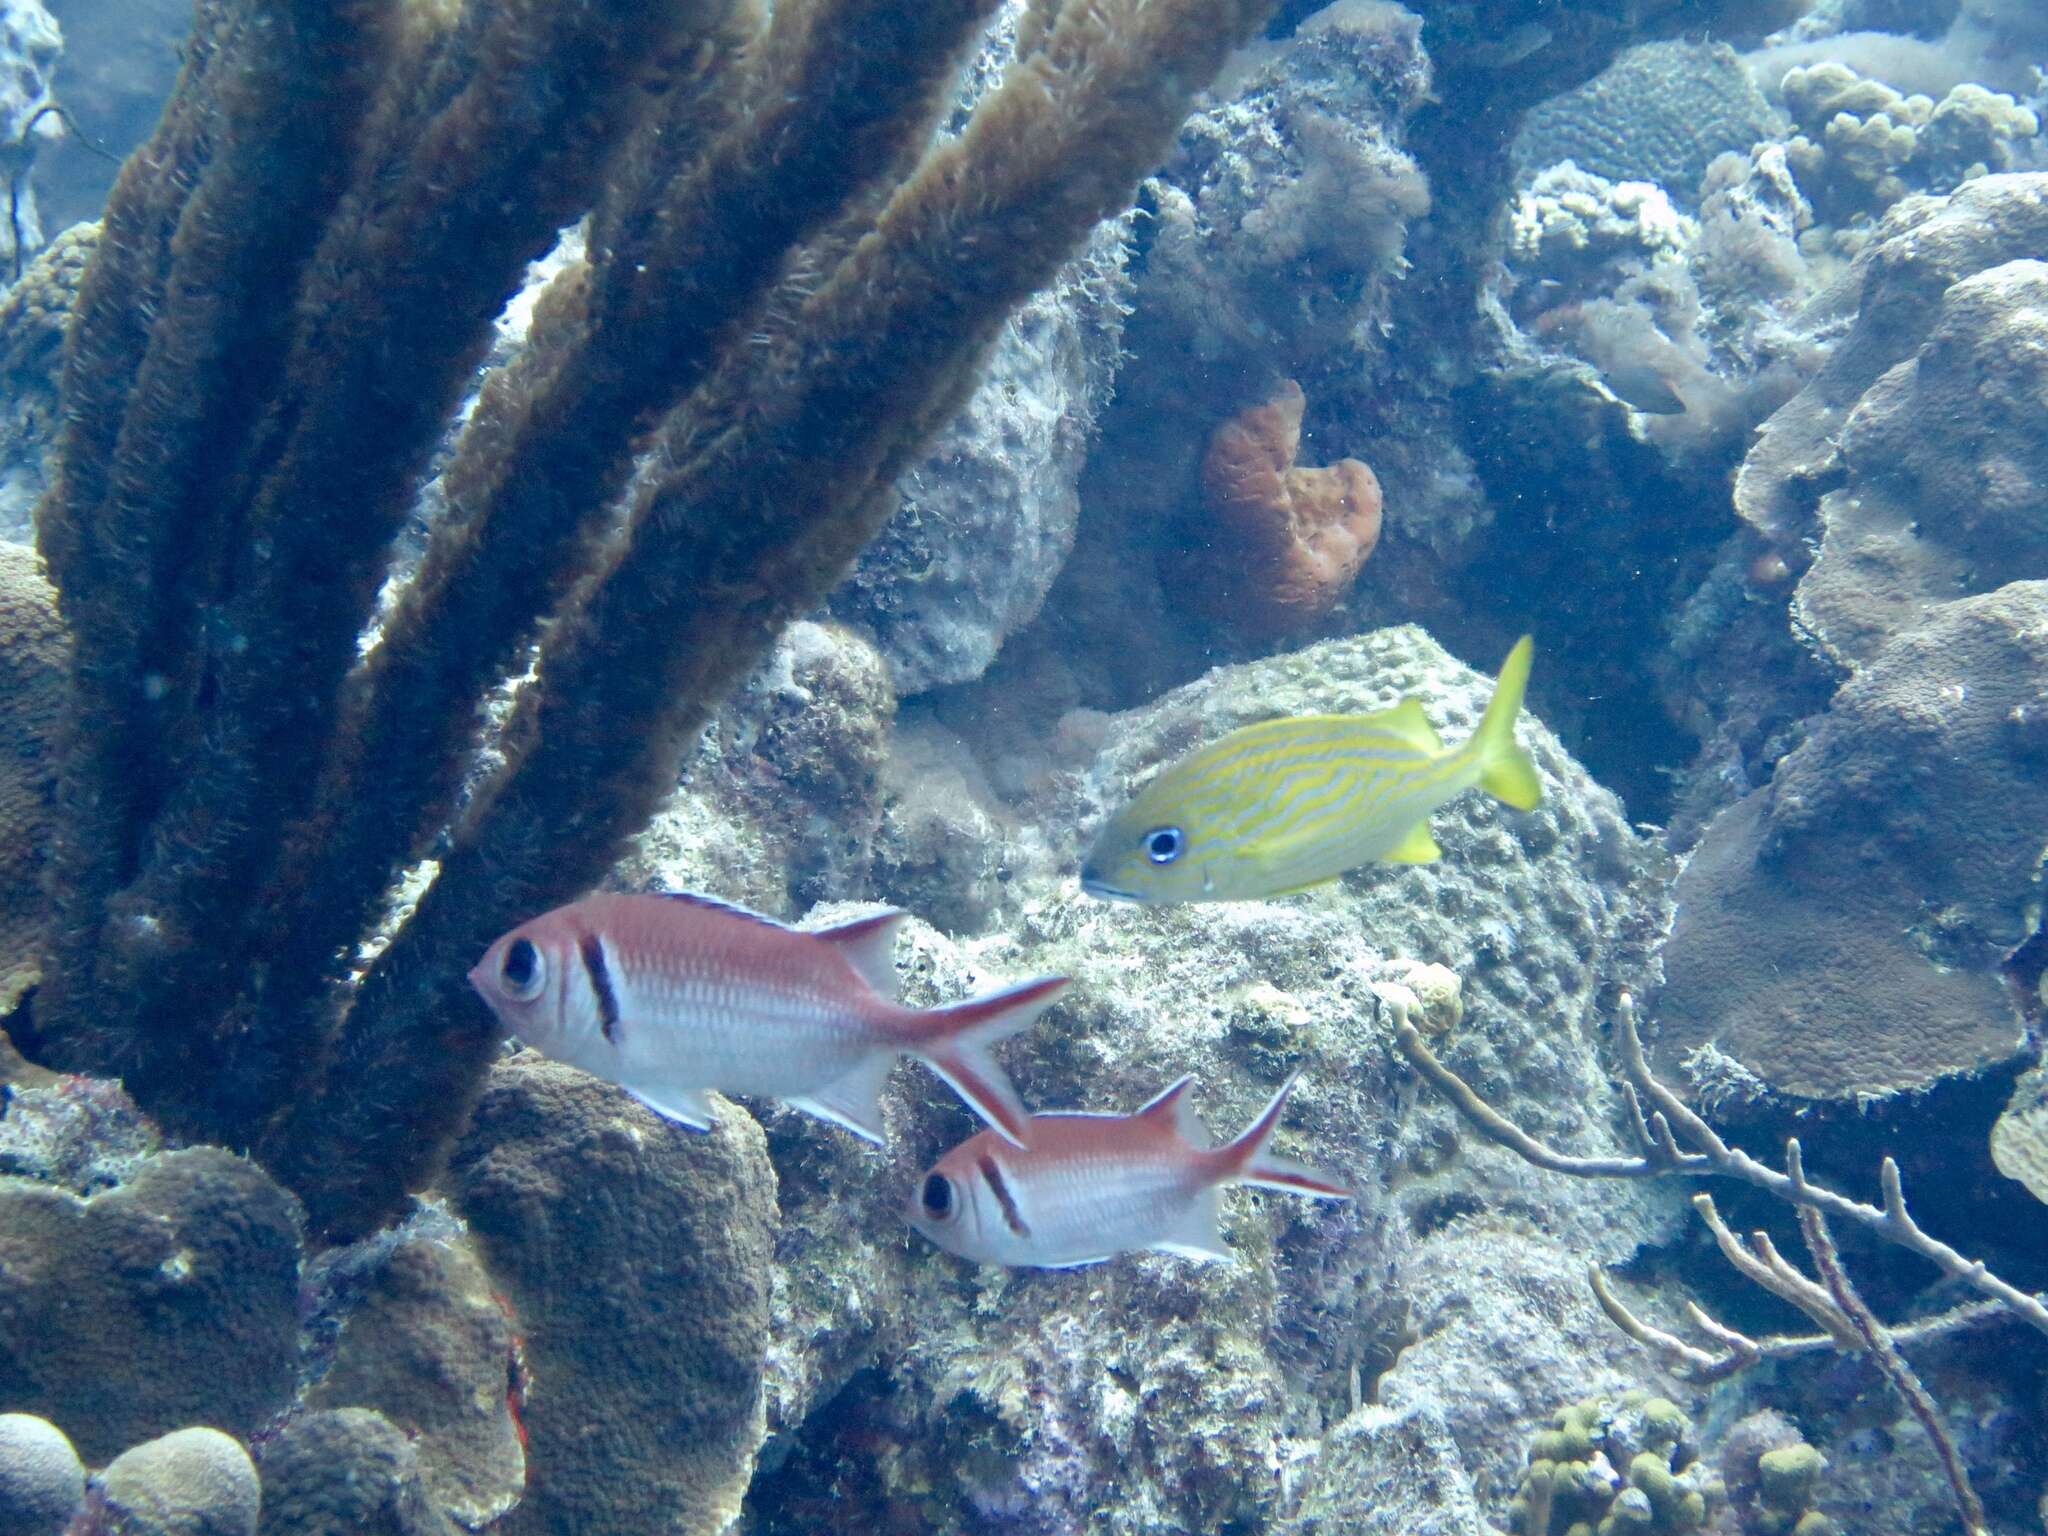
left=1691, top=1194, right=1859, bottom=1346
left=1587, top=1262, right=2005, bottom=1385
left=1390, top=991, right=2048, bottom=1341
left=1392, top=1018, right=1691, bottom=1177
left=1798, top=1205, right=1990, bottom=1536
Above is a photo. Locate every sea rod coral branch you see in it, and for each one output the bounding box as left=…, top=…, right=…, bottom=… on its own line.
left=1389, top=995, right=2048, bottom=1339
left=272, top=0, right=1279, bottom=1236
left=244, top=0, right=999, bottom=1069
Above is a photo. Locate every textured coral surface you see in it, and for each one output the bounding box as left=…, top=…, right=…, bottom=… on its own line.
left=1196, top=380, right=1385, bottom=637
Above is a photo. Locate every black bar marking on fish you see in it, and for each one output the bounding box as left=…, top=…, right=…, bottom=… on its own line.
left=977, top=1152, right=1030, bottom=1238
left=580, top=932, right=621, bottom=1043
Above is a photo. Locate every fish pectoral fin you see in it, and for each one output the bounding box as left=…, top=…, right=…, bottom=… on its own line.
left=786, top=1052, right=897, bottom=1145
left=1152, top=1189, right=1232, bottom=1263
left=1358, top=697, right=1444, bottom=754
left=624, top=1083, right=718, bottom=1132
left=1381, top=821, right=1442, bottom=864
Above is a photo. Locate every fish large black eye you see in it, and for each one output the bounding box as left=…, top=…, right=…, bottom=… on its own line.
left=921, top=1173, right=954, bottom=1220
left=1143, top=825, right=1184, bottom=864
left=501, top=938, right=545, bottom=1001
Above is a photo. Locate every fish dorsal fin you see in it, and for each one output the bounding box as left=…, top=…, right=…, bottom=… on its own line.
left=1135, top=1074, right=1210, bottom=1148
left=623, top=1082, right=718, bottom=1132
left=785, top=1050, right=896, bottom=1145
left=1357, top=697, right=1443, bottom=753
left=812, top=909, right=910, bottom=998
left=1152, top=1187, right=1232, bottom=1263
left=1383, top=821, right=1442, bottom=864
left=651, top=890, right=796, bottom=929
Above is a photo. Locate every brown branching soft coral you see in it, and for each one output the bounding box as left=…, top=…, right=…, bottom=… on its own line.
left=1193, top=377, right=1383, bottom=637
left=15, top=0, right=1273, bottom=1239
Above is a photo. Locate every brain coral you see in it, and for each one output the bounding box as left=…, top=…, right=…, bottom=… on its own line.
left=1655, top=583, right=2046, bottom=1100
left=1189, top=378, right=1382, bottom=638
left=1511, top=41, right=1785, bottom=208
left=0, top=540, right=64, bottom=1014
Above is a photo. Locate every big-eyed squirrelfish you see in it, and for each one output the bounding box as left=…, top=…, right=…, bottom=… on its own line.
left=908, top=1073, right=1348, bottom=1268
left=468, top=892, right=1067, bottom=1147
left=1080, top=637, right=1541, bottom=904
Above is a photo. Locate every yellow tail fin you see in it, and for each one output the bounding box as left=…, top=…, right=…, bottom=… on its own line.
left=1473, top=636, right=1541, bottom=811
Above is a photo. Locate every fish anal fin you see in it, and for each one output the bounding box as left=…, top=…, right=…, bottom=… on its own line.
left=1134, top=1073, right=1210, bottom=1148
left=624, top=1082, right=718, bottom=1132
left=786, top=1051, right=896, bottom=1145
left=1360, top=697, right=1444, bottom=753
left=1152, top=1188, right=1232, bottom=1263
left=1382, top=821, right=1442, bottom=864
left=812, top=909, right=910, bottom=998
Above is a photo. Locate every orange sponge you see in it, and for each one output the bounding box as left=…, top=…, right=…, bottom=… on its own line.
left=1195, top=379, right=1382, bottom=637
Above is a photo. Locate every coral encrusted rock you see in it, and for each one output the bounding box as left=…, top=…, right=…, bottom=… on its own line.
left=1735, top=173, right=2048, bottom=557
left=0, top=1412, right=84, bottom=1536
left=445, top=1055, right=777, bottom=1536
left=1792, top=257, right=2048, bottom=667
left=745, top=628, right=1685, bottom=1533
left=0, top=1147, right=302, bottom=1464
left=88, top=1429, right=259, bottom=1536
left=0, top=227, right=94, bottom=538
left=0, top=538, right=64, bottom=1012
left=1656, top=584, right=2047, bottom=1100
left=1991, top=1058, right=2048, bottom=1206
left=1194, top=378, right=1384, bottom=638
left=1512, top=40, right=1785, bottom=208
left=302, top=1215, right=525, bottom=1528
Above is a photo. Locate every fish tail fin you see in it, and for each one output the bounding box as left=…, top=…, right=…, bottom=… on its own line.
left=1472, top=635, right=1542, bottom=812
left=911, top=975, right=1069, bottom=1148
left=1217, top=1073, right=1351, bottom=1199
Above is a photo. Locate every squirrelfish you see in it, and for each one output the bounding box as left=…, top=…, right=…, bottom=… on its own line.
left=468, top=891, right=1067, bottom=1147
left=1080, top=637, right=1542, bottom=904
left=908, top=1073, right=1348, bottom=1268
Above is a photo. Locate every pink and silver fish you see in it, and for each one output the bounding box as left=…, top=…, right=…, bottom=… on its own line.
left=908, top=1073, right=1349, bottom=1268
left=468, top=891, right=1067, bottom=1147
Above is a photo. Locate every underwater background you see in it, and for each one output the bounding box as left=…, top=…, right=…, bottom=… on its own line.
left=0, top=0, right=2045, bottom=1531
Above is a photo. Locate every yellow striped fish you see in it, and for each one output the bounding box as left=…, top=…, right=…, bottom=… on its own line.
left=1079, top=638, right=1541, bottom=904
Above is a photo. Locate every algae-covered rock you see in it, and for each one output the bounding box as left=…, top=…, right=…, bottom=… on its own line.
left=89, top=1428, right=259, bottom=1536
left=0, top=1412, right=83, bottom=1536
left=747, top=627, right=1685, bottom=1532
left=1657, top=585, right=2043, bottom=1100
left=302, top=1215, right=524, bottom=1527
left=446, top=1055, right=777, bottom=1536
left=1275, top=1402, right=1491, bottom=1536
left=0, top=1147, right=302, bottom=1464
left=0, top=1074, right=159, bottom=1193
left=253, top=1409, right=452, bottom=1536
left=623, top=620, right=896, bottom=917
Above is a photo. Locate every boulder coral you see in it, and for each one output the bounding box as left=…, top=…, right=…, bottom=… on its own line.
left=1192, top=379, right=1384, bottom=637
left=1656, top=584, right=2046, bottom=1101
left=0, top=539, right=61, bottom=1014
